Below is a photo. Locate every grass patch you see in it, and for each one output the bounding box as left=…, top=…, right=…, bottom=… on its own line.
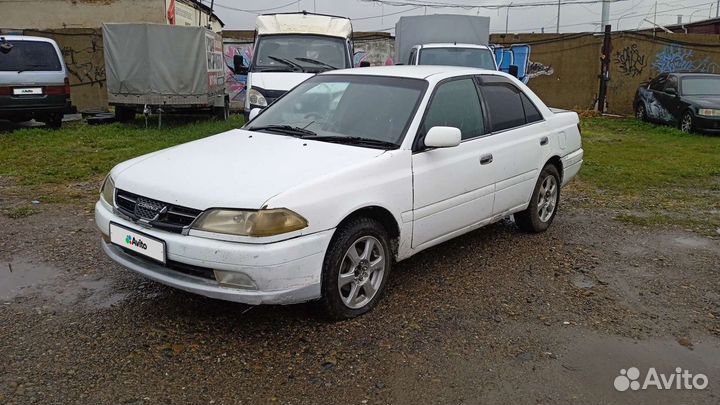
left=1, top=114, right=718, bottom=233
left=5, top=206, right=39, bottom=219
left=574, top=117, right=720, bottom=233
left=0, top=115, right=244, bottom=201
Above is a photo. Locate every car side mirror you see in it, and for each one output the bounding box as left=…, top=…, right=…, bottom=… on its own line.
left=248, top=107, right=262, bottom=121
left=424, top=126, right=461, bottom=148
left=508, top=64, right=519, bottom=78
left=233, top=54, right=248, bottom=75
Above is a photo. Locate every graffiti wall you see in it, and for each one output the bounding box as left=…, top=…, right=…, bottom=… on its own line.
left=353, top=36, right=395, bottom=66
left=223, top=41, right=253, bottom=111
left=609, top=33, right=720, bottom=115
left=24, top=28, right=108, bottom=111
left=492, top=44, right=555, bottom=84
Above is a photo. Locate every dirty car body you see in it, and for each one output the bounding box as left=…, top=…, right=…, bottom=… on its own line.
left=634, top=72, right=720, bottom=133
left=0, top=35, right=71, bottom=128
left=96, top=66, right=583, bottom=319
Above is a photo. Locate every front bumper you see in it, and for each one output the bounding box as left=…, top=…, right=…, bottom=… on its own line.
left=95, top=201, right=333, bottom=305
left=693, top=115, right=720, bottom=133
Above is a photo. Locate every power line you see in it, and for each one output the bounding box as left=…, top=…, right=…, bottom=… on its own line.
left=211, top=0, right=301, bottom=14
left=359, top=0, right=631, bottom=10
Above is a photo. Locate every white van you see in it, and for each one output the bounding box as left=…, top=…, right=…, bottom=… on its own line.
left=0, top=35, right=71, bottom=128
left=236, top=12, right=353, bottom=118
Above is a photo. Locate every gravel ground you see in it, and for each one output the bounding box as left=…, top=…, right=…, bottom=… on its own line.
left=1, top=190, right=719, bottom=404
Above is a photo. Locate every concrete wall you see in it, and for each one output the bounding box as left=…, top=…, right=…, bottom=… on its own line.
left=20, top=28, right=108, bottom=111
left=1, top=0, right=166, bottom=30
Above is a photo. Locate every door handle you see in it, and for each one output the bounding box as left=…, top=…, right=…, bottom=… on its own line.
left=480, top=154, right=493, bottom=165
left=540, top=136, right=549, bottom=146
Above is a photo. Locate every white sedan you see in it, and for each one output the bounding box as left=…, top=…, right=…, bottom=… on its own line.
left=96, top=66, right=583, bottom=319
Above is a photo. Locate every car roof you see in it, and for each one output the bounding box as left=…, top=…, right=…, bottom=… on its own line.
left=663, top=72, right=720, bottom=77
left=321, top=65, right=506, bottom=80
left=419, top=43, right=491, bottom=50
left=0, top=35, right=58, bottom=44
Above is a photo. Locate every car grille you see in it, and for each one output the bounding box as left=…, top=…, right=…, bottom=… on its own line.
left=122, top=248, right=216, bottom=280
left=115, top=189, right=202, bottom=234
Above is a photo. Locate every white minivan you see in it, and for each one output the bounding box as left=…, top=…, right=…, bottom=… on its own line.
left=97, top=66, right=583, bottom=319
left=0, top=35, right=71, bottom=128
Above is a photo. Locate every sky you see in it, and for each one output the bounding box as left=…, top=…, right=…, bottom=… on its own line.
left=209, top=0, right=720, bottom=34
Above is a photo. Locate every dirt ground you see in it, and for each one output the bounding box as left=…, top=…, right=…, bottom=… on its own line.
left=1, top=187, right=719, bottom=404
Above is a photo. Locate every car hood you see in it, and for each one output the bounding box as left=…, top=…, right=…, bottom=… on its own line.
left=112, top=129, right=385, bottom=210
left=684, top=95, right=720, bottom=108
left=250, top=71, right=314, bottom=92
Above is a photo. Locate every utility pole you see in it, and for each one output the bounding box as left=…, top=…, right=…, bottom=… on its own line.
left=556, top=0, right=561, bottom=33
left=716, top=0, right=719, bottom=18
left=505, top=3, right=512, bottom=34
left=597, top=24, right=612, bottom=113
left=601, top=0, right=610, bottom=29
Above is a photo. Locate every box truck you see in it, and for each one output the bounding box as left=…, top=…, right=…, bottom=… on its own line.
left=234, top=12, right=353, bottom=118
left=103, top=23, right=230, bottom=122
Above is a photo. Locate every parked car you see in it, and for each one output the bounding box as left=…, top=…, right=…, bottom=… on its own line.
left=0, top=35, right=72, bottom=128
left=95, top=66, right=583, bottom=319
left=634, top=72, right=720, bottom=133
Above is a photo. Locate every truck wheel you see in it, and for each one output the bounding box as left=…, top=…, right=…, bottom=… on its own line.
left=115, top=107, right=136, bottom=123
left=214, top=98, right=229, bottom=121
left=45, top=114, right=63, bottom=129
left=514, top=164, right=561, bottom=233
left=319, top=217, right=392, bottom=320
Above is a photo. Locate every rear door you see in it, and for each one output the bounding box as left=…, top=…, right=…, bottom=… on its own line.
left=476, top=75, right=547, bottom=215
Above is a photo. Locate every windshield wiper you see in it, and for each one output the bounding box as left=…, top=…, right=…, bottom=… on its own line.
left=247, top=125, right=317, bottom=137
left=17, top=64, right=44, bottom=73
left=295, top=57, right=337, bottom=70
left=267, top=56, right=305, bottom=72
left=303, top=135, right=398, bottom=149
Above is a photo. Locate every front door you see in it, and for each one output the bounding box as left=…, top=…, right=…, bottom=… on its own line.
left=411, top=77, right=497, bottom=249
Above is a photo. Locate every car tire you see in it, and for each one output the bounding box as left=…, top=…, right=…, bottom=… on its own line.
left=45, top=114, right=63, bottom=129
left=635, top=103, right=647, bottom=122
left=115, top=106, right=135, bottom=123
left=319, top=217, right=392, bottom=320
left=680, top=111, right=694, bottom=134
left=514, top=164, right=561, bottom=233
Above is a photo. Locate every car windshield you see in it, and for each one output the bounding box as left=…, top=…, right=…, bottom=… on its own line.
left=681, top=76, right=720, bottom=96
left=0, top=40, right=62, bottom=72
left=246, top=75, right=427, bottom=148
left=419, top=47, right=495, bottom=70
left=253, top=35, right=349, bottom=73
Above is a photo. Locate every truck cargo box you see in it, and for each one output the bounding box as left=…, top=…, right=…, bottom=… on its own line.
left=394, top=15, right=490, bottom=64
left=103, top=23, right=225, bottom=107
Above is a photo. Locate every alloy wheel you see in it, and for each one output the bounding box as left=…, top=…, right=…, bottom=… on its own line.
left=537, top=175, right=558, bottom=223
left=337, top=236, right=386, bottom=309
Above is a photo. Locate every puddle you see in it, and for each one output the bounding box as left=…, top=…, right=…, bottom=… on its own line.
left=1, top=257, right=130, bottom=309
left=556, top=333, right=720, bottom=404
left=0, top=258, right=59, bottom=300
left=672, top=236, right=712, bottom=249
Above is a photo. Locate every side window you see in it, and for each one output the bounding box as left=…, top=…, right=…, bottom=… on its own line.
left=408, top=48, right=417, bottom=65
left=481, top=82, right=526, bottom=132
left=422, top=79, right=484, bottom=141
left=649, top=75, right=667, bottom=91
left=665, top=76, right=678, bottom=93
left=521, top=93, right=543, bottom=123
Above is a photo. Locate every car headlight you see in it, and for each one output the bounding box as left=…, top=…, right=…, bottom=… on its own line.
left=247, top=88, right=267, bottom=107
left=100, top=175, right=115, bottom=204
left=192, top=208, right=307, bottom=237
left=698, top=109, right=720, bottom=117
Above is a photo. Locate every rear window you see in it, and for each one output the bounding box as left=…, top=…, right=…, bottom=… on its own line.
left=0, top=41, right=62, bottom=72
